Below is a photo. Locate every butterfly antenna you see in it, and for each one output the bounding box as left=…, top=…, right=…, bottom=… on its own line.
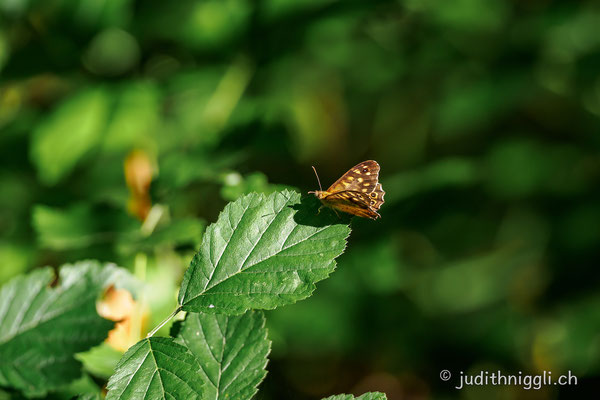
left=311, top=165, right=323, bottom=191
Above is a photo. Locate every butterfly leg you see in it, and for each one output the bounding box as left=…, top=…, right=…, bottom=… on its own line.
left=316, top=205, right=340, bottom=218
left=328, top=207, right=341, bottom=218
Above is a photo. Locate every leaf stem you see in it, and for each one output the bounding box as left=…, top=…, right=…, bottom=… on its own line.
left=146, top=306, right=182, bottom=338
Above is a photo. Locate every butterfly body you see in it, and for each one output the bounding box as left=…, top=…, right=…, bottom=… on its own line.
left=309, top=160, right=385, bottom=220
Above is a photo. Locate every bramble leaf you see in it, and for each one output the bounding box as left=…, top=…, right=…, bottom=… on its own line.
left=173, top=310, right=270, bottom=400
left=106, top=337, right=204, bottom=400
left=178, top=190, right=350, bottom=314
left=0, top=261, right=129, bottom=396
left=323, top=393, right=388, bottom=400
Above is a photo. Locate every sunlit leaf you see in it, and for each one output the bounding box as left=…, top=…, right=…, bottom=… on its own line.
left=76, top=342, right=124, bottom=379
left=30, top=88, right=109, bottom=185
left=106, top=337, right=204, bottom=400
left=220, top=171, right=295, bottom=201
left=32, top=203, right=138, bottom=251
left=178, top=190, right=350, bottom=314
left=32, top=204, right=99, bottom=250
left=174, top=310, right=270, bottom=400
left=103, top=82, right=160, bottom=151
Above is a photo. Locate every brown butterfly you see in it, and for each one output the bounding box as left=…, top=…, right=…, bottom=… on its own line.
left=309, top=160, right=385, bottom=219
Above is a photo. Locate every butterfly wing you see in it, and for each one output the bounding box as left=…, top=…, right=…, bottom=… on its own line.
left=369, top=183, right=385, bottom=212
left=326, top=160, right=381, bottom=194
left=321, top=191, right=381, bottom=219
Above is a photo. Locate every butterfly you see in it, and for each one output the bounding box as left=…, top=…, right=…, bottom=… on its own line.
left=309, top=160, right=385, bottom=219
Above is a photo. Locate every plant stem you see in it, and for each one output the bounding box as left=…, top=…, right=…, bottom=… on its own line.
left=132, top=253, right=147, bottom=342
left=146, top=306, right=181, bottom=338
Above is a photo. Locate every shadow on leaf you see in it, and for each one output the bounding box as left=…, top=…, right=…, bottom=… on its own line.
left=291, top=195, right=352, bottom=227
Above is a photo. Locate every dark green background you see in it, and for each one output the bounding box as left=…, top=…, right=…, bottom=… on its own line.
left=1, top=0, right=599, bottom=399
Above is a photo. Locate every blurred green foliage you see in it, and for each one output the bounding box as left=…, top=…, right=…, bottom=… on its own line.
left=1, top=0, right=599, bottom=399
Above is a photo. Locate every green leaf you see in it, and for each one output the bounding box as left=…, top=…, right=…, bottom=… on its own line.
left=220, top=171, right=296, bottom=202
left=76, top=342, right=124, bottom=379
left=30, top=88, right=109, bottom=185
left=106, top=337, right=204, bottom=400
left=32, top=203, right=140, bottom=251
left=0, top=261, right=128, bottom=396
left=56, top=373, right=101, bottom=399
left=118, top=217, right=205, bottom=255
left=78, top=394, right=102, bottom=400
left=174, top=310, right=270, bottom=400
left=178, top=190, right=350, bottom=314
left=32, top=204, right=102, bottom=250
left=102, top=82, right=160, bottom=151
left=323, top=393, right=388, bottom=400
